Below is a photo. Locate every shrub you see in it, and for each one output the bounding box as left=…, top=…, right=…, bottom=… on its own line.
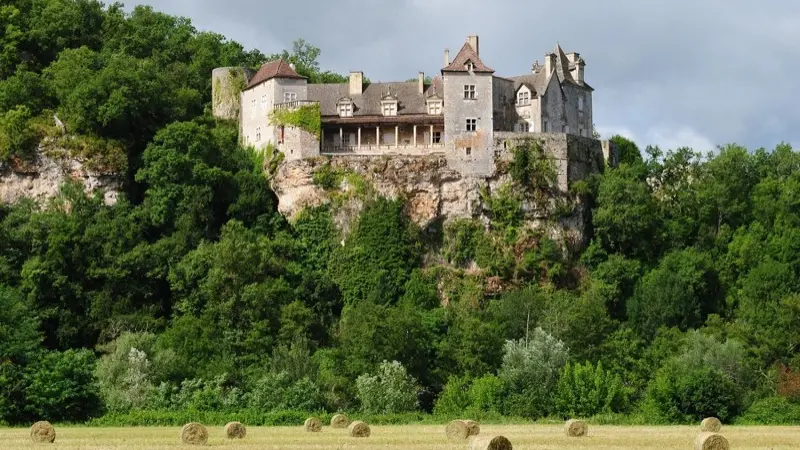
left=312, top=163, right=343, bottom=190
left=736, top=396, right=800, bottom=425
left=95, top=332, right=158, bottom=413
left=468, top=374, right=505, bottom=415
left=356, top=360, right=419, bottom=414
left=0, top=105, right=39, bottom=161
left=433, top=375, right=472, bottom=416
left=555, top=361, right=629, bottom=418
left=498, top=328, right=568, bottom=418
left=644, top=364, right=742, bottom=423
left=24, top=349, right=103, bottom=422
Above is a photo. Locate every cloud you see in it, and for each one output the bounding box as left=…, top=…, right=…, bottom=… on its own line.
left=130, top=0, right=800, bottom=151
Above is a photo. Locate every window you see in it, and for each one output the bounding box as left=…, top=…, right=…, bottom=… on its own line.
left=251, top=98, right=256, bottom=110
left=578, top=96, right=584, bottom=111
left=261, top=94, right=267, bottom=108
left=432, top=131, right=441, bottom=143
left=342, top=133, right=351, bottom=146
left=382, top=102, right=397, bottom=116
left=466, top=118, right=477, bottom=132
left=463, top=84, right=476, bottom=99
left=517, top=91, right=530, bottom=105
left=465, top=147, right=472, bottom=156
left=427, top=101, right=442, bottom=115
left=543, top=120, right=549, bottom=132
left=338, top=103, right=353, bottom=117
left=579, top=127, right=585, bottom=137
left=519, top=122, right=530, bottom=132
left=283, top=91, right=297, bottom=102
left=255, top=127, right=261, bottom=142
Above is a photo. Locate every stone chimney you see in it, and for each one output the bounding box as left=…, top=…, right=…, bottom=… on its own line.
left=349, top=71, right=363, bottom=96
left=574, top=58, right=585, bottom=83
left=418, top=72, right=425, bottom=94
left=444, top=49, right=450, bottom=67
left=467, top=35, right=479, bottom=56
left=544, top=52, right=556, bottom=76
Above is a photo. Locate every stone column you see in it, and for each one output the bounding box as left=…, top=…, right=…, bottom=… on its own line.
left=430, top=125, right=434, bottom=144
left=357, top=127, right=361, bottom=149
left=395, top=125, right=399, bottom=147
left=413, top=125, right=417, bottom=147
left=376, top=126, right=380, bottom=147
left=339, top=127, right=343, bottom=149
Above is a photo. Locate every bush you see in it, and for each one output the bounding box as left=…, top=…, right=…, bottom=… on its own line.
left=24, top=349, right=103, bottom=422
left=644, top=364, right=742, bottom=423
left=498, top=328, right=568, bottom=418
left=246, top=372, right=326, bottom=413
left=468, top=374, right=505, bottom=415
left=95, top=332, right=158, bottom=413
left=555, top=361, right=629, bottom=418
left=433, top=374, right=471, bottom=416
left=356, top=360, right=419, bottom=414
left=736, top=396, right=800, bottom=425
left=0, top=105, right=39, bottom=161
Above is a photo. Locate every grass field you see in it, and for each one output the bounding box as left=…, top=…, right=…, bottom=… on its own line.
left=1, top=424, right=798, bottom=449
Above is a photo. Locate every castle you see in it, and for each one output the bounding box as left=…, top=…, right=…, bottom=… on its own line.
left=212, top=35, right=617, bottom=179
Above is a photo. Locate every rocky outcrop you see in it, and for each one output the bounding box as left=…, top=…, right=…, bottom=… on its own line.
left=0, top=148, right=122, bottom=206
left=271, top=153, right=591, bottom=250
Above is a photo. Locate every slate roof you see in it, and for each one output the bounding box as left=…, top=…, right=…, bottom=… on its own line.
left=441, top=42, right=494, bottom=73
left=245, top=59, right=305, bottom=90
left=307, top=79, right=442, bottom=117
left=507, top=44, right=594, bottom=95
left=508, top=67, right=549, bottom=97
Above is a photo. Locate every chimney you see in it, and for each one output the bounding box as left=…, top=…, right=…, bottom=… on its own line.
left=349, top=71, right=363, bottom=96
left=575, top=58, right=585, bottom=83
left=545, top=52, right=556, bottom=76
left=467, top=35, right=479, bottom=56
left=444, top=49, right=450, bottom=67
left=418, top=72, right=425, bottom=94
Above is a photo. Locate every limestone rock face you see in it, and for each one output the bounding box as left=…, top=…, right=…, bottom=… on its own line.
left=0, top=150, right=122, bottom=206
left=271, top=154, right=593, bottom=252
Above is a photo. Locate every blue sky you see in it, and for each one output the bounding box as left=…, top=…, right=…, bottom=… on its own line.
left=130, top=0, right=800, bottom=153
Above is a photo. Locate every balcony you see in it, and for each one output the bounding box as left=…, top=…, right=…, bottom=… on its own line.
left=274, top=100, right=319, bottom=111
left=322, top=143, right=445, bottom=156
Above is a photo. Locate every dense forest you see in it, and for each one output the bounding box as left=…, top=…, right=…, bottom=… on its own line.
left=2, top=0, right=800, bottom=427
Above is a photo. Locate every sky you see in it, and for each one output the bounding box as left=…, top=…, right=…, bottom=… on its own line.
left=128, top=0, right=800, bottom=153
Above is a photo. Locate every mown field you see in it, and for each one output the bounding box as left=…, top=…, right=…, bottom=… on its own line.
left=1, top=424, right=798, bottom=449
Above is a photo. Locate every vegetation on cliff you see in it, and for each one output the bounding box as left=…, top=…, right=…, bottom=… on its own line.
left=2, top=0, right=800, bottom=428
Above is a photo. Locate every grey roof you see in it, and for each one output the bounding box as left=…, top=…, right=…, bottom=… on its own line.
left=508, top=68, right=549, bottom=97
left=308, top=80, right=441, bottom=117
left=442, top=42, right=495, bottom=73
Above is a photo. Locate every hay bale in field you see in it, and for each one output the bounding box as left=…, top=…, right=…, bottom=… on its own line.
left=463, top=419, right=480, bottom=436
left=700, top=417, right=722, bottom=432
left=304, top=417, right=322, bottom=432
left=468, top=435, right=513, bottom=450
left=445, top=419, right=469, bottom=440
left=695, top=432, right=729, bottom=450
left=330, top=413, right=349, bottom=428
left=180, top=422, right=208, bottom=445
left=348, top=420, right=371, bottom=437
left=30, top=421, right=56, bottom=443
left=224, top=421, right=246, bottom=439
left=564, top=419, right=588, bottom=437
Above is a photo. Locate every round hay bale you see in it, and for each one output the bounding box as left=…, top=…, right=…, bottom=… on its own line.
left=695, top=432, right=729, bottom=450
left=468, top=435, right=513, bottom=450
left=445, top=419, right=469, bottom=440
left=701, top=417, right=722, bottom=432
left=463, top=419, right=480, bottom=436
left=348, top=420, right=371, bottom=437
left=564, top=419, right=588, bottom=437
left=180, top=422, right=208, bottom=445
left=330, top=413, right=349, bottom=428
left=304, top=417, right=322, bottom=432
left=30, top=421, right=55, bottom=443
left=224, top=421, right=246, bottom=439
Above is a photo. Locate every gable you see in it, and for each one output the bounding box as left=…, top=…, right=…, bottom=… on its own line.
left=442, top=42, right=494, bottom=73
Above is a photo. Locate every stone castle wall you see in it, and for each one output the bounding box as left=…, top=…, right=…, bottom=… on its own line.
left=211, top=67, right=252, bottom=121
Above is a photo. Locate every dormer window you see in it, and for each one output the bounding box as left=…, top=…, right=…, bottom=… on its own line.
left=426, top=98, right=442, bottom=115
left=337, top=97, right=354, bottom=117
left=380, top=93, right=398, bottom=116
left=464, top=61, right=474, bottom=71
left=382, top=102, right=397, bottom=116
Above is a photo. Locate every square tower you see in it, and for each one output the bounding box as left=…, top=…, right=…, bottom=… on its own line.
left=442, top=35, right=495, bottom=176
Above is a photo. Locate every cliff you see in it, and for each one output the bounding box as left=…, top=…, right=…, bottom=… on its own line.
left=0, top=145, right=122, bottom=206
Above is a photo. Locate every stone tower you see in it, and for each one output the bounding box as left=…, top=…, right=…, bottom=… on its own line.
left=211, top=67, right=252, bottom=121
left=441, top=35, right=495, bottom=176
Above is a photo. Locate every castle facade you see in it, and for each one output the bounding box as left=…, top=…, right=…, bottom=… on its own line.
left=213, top=35, right=612, bottom=177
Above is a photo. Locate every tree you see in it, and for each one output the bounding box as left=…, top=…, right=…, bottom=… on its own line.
left=356, top=360, right=420, bottom=414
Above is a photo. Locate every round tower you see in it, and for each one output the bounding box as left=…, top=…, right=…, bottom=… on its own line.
left=212, top=67, right=251, bottom=121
